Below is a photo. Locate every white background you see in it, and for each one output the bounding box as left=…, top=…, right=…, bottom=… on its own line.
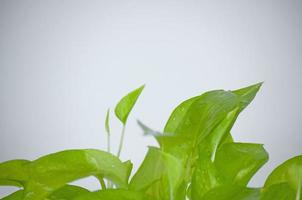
left=1, top=0, right=302, bottom=197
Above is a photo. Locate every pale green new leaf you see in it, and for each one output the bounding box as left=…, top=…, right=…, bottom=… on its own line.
left=115, top=85, right=145, bottom=124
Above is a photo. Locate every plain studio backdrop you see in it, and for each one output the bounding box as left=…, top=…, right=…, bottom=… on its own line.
left=0, top=0, right=302, bottom=197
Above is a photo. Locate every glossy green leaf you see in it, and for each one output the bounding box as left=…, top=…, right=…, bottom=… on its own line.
left=0, top=149, right=132, bottom=200
left=261, top=183, right=296, bottom=200
left=73, top=189, right=150, bottom=200
left=162, top=83, right=263, bottom=199
left=0, top=160, right=30, bottom=187
left=191, top=143, right=268, bottom=199
left=201, top=185, right=261, bottom=200
left=215, top=143, right=269, bottom=186
left=191, top=157, right=222, bottom=200
left=1, top=185, right=90, bottom=200
left=264, top=155, right=302, bottom=199
left=130, top=147, right=184, bottom=200
left=3, top=83, right=299, bottom=199
left=232, top=82, right=263, bottom=112
left=164, top=96, right=200, bottom=134
left=115, top=85, right=145, bottom=124
left=48, top=185, right=90, bottom=200
left=1, top=190, right=23, bottom=200
left=198, top=107, right=239, bottom=161
left=164, top=90, right=238, bottom=140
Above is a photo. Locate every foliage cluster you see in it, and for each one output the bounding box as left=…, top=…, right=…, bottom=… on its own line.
left=1, top=83, right=301, bottom=200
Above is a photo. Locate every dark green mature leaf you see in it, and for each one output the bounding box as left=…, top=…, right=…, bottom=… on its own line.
left=263, top=155, right=302, bottom=200
left=0, top=149, right=132, bottom=200
left=115, top=85, right=145, bottom=124
left=73, top=189, right=150, bottom=200
left=201, top=185, right=261, bottom=200
left=130, top=147, right=184, bottom=200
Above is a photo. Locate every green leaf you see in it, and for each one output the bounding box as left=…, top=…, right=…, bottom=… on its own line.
left=115, top=85, right=145, bottom=124
left=48, top=185, right=90, bottom=200
left=164, top=96, right=200, bottom=134
left=0, top=160, right=30, bottom=187
left=105, top=108, right=110, bottom=135
left=1, top=190, right=23, bottom=200
left=201, top=185, right=261, bottom=200
left=164, top=90, right=239, bottom=140
left=1, top=185, right=90, bottom=200
left=162, top=84, right=262, bottom=193
left=191, top=157, right=222, bottom=200
left=191, top=143, right=268, bottom=199
left=130, top=147, right=184, bottom=200
left=215, top=143, right=269, bottom=186
left=73, top=189, right=150, bottom=200
left=0, top=149, right=132, bottom=200
left=264, top=155, right=302, bottom=199
left=232, top=82, right=263, bottom=112
left=198, top=107, right=240, bottom=161
left=261, top=183, right=296, bottom=200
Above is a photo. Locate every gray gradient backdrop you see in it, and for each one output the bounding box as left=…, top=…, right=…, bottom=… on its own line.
left=0, top=0, right=302, bottom=197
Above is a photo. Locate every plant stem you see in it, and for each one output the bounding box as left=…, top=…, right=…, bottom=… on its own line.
left=296, top=181, right=301, bottom=200
left=117, top=125, right=126, bottom=158
left=107, top=133, right=111, bottom=153
left=106, top=132, right=112, bottom=188
left=96, top=175, right=107, bottom=190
